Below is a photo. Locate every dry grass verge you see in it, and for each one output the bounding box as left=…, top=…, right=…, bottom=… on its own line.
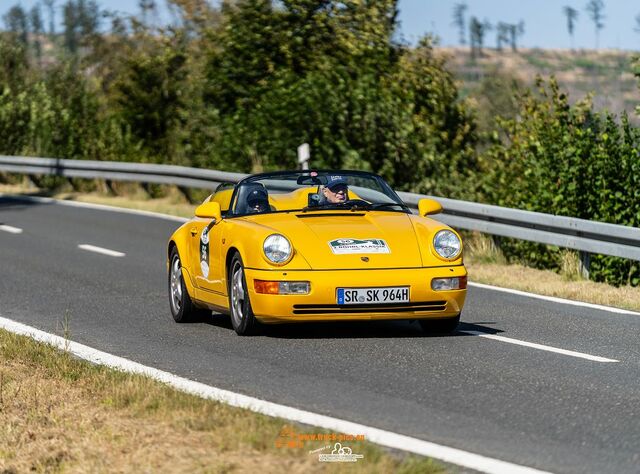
left=0, top=329, right=445, bottom=473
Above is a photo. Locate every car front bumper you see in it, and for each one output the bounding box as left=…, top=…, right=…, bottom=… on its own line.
left=244, top=266, right=467, bottom=323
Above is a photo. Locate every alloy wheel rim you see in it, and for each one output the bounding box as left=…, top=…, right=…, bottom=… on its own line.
left=170, top=256, right=183, bottom=313
left=231, top=262, right=246, bottom=325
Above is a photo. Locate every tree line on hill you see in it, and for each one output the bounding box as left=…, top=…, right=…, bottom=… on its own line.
left=0, top=0, right=639, bottom=286
left=452, top=0, right=618, bottom=53
left=452, top=3, right=525, bottom=57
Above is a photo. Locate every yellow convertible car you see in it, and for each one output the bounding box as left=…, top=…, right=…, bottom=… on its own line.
left=168, top=170, right=466, bottom=335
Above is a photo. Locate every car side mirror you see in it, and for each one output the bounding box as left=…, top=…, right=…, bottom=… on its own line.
left=195, top=201, right=222, bottom=222
left=418, top=198, right=443, bottom=216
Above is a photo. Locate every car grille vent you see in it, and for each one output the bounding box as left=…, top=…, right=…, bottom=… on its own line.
left=292, top=301, right=447, bottom=315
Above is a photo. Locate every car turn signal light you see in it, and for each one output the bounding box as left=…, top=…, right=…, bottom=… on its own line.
left=254, top=280, right=310, bottom=295
left=431, top=276, right=467, bottom=291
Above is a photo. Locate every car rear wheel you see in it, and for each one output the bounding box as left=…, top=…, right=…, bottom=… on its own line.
left=228, top=253, right=259, bottom=336
left=169, top=247, right=210, bottom=323
left=419, top=315, right=460, bottom=334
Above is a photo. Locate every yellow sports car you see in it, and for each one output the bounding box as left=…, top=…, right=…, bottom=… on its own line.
left=167, top=170, right=466, bottom=335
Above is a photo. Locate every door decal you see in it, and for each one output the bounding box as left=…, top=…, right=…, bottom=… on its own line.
left=200, top=227, right=210, bottom=278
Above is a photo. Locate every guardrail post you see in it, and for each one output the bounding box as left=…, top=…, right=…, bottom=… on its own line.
left=491, top=235, right=502, bottom=253
left=579, top=251, right=590, bottom=279
left=104, top=179, right=116, bottom=195
left=176, top=185, right=190, bottom=201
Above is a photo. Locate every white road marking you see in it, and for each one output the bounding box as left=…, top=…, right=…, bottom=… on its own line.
left=78, top=244, right=125, bottom=257
left=469, top=282, right=640, bottom=316
left=0, top=224, right=23, bottom=234
left=0, top=315, right=552, bottom=474
left=461, top=330, right=619, bottom=363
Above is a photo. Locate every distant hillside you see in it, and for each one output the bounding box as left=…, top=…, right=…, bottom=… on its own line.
left=437, top=47, right=638, bottom=121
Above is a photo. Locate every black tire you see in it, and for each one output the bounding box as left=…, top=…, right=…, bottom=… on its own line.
left=168, top=247, right=210, bottom=323
left=419, top=314, right=460, bottom=334
left=228, top=253, right=260, bottom=336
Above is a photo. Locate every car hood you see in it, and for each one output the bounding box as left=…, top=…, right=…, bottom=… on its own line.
left=247, top=211, right=430, bottom=270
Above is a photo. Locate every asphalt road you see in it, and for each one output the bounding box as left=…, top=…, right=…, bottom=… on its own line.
left=1, top=194, right=639, bottom=474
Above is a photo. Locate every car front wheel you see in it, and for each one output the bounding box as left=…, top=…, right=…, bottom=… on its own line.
left=228, top=253, right=259, bottom=335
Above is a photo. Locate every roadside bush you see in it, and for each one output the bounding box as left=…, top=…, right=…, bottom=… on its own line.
left=481, top=77, right=640, bottom=285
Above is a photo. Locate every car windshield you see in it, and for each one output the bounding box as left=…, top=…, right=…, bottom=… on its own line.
left=228, top=170, right=408, bottom=216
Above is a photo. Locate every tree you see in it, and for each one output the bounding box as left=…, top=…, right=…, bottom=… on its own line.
left=110, top=26, right=190, bottom=161
left=30, top=5, right=44, bottom=64
left=77, top=0, right=101, bottom=39
left=0, top=36, right=28, bottom=89
left=62, top=1, right=78, bottom=53
left=452, top=3, right=467, bottom=45
left=469, top=16, right=491, bottom=59
left=203, top=1, right=478, bottom=191
left=470, top=67, right=523, bottom=135
left=508, top=20, right=525, bottom=51
left=563, top=6, right=579, bottom=49
left=62, top=0, right=102, bottom=55
left=585, top=0, right=605, bottom=49
left=43, top=0, right=56, bottom=36
left=632, top=55, right=640, bottom=116
left=3, top=4, right=29, bottom=46
left=495, top=21, right=523, bottom=52
left=138, top=0, right=157, bottom=27
left=496, top=22, right=509, bottom=51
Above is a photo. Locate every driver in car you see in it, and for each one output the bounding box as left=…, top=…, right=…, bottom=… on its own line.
left=321, top=175, right=349, bottom=204
left=246, top=187, right=270, bottom=213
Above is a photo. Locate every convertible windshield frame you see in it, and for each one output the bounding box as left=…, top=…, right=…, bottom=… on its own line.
left=226, top=169, right=409, bottom=218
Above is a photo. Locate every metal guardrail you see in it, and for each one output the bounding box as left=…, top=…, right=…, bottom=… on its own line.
left=0, top=155, right=246, bottom=189
left=2, top=155, right=639, bottom=264
left=398, top=193, right=640, bottom=262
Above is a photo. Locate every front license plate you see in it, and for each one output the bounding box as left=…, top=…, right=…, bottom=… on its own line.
left=337, top=286, right=409, bottom=305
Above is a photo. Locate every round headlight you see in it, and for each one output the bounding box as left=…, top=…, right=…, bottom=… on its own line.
left=263, top=234, right=292, bottom=264
left=433, top=230, right=462, bottom=260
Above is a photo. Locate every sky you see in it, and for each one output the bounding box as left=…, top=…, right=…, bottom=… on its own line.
left=2, top=0, right=639, bottom=51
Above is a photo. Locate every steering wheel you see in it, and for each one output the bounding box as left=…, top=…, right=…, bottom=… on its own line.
left=344, top=199, right=369, bottom=205
left=338, top=199, right=370, bottom=209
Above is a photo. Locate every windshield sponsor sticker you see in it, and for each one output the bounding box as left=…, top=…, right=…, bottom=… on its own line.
left=328, top=238, right=390, bottom=254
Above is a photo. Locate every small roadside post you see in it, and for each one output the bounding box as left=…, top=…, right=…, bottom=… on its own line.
left=579, top=251, right=590, bottom=280
left=298, top=143, right=310, bottom=170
